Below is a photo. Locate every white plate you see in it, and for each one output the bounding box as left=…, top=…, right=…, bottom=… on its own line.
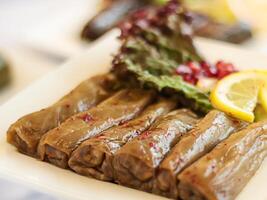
left=0, top=31, right=266, bottom=200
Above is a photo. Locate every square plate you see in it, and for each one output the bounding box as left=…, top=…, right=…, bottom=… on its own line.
left=0, top=31, right=266, bottom=200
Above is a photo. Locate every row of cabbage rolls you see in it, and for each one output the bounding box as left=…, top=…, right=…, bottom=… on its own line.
left=7, top=74, right=267, bottom=200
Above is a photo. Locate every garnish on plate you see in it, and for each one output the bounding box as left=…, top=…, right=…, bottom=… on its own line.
left=112, top=0, right=236, bottom=113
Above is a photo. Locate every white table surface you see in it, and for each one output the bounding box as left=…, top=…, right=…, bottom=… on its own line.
left=0, top=0, right=267, bottom=199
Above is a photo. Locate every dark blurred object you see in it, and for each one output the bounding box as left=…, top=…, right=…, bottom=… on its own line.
left=81, top=0, right=252, bottom=44
left=190, top=12, right=252, bottom=44
left=81, top=0, right=147, bottom=40
left=0, top=55, right=11, bottom=89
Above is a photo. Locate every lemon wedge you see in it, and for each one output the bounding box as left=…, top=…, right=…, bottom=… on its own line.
left=210, top=71, right=267, bottom=122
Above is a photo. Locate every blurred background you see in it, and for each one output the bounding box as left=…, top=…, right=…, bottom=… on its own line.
left=0, top=0, right=267, bottom=199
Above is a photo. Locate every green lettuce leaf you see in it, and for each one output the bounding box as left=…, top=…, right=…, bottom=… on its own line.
left=113, top=2, right=212, bottom=113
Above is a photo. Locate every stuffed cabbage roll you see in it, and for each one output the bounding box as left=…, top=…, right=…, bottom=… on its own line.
left=69, top=98, right=176, bottom=181
left=38, top=89, right=154, bottom=168
left=113, top=109, right=198, bottom=192
left=7, top=74, right=116, bottom=157
left=155, top=110, right=246, bottom=199
left=178, top=120, right=267, bottom=200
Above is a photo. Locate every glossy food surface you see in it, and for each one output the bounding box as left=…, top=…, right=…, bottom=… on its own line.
left=69, top=98, right=176, bottom=181
left=7, top=74, right=116, bottom=157
left=178, top=120, right=267, bottom=200
left=38, top=89, right=154, bottom=168
left=113, top=109, right=198, bottom=191
left=155, top=110, right=246, bottom=198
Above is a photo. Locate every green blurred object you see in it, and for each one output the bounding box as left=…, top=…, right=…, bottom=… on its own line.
left=255, top=105, right=267, bottom=122
left=0, top=55, right=11, bottom=89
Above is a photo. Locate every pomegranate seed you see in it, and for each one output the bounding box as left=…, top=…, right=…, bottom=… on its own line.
left=132, top=9, right=148, bottom=20
left=79, top=113, right=93, bottom=123
left=187, top=61, right=201, bottom=74
left=139, top=131, right=151, bottom=140
left=184, top=74, right=197, bottom=85
left=149, top=142, right=155, bottom=148
left=200, top=61, right=217, bottom=77
left=175, top=60, right=237, bottom=85
left=158, top=0, right=179, bottom=17
left=216, top=61, right=236, bottom=79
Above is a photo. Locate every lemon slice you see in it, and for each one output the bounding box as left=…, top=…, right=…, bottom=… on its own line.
left=210, top=71, right=267, bottom=122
